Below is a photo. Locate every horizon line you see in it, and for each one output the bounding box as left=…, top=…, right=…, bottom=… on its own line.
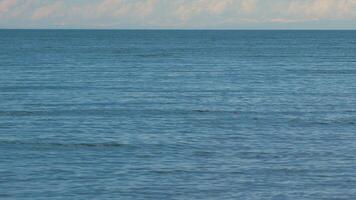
left=1, top=28, right=356, bottom=31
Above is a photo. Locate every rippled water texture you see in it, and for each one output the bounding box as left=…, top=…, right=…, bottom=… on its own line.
left=1, top=30, right=356, bottom=199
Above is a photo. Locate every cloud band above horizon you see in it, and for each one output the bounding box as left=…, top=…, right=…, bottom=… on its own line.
left=1, top=0, right=356, bottom=29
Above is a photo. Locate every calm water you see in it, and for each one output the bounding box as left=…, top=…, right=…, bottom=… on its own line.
left=1, top=30, right=356, bottom=199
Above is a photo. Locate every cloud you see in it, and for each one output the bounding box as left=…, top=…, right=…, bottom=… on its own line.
left=81, top=0, right=158, bottom=18
left=31, top=1, right=64, bottom=20
left=0, top=0, right=17, bottom=13
left=173, top=0, right=249, bottom=21
left=288, top=0, right=356, bottom=19
left=274, top=0, right=356, bottom=23
left=241, top=0, right=257, bottom=13
left=1, top=0, right=356, bottom=28
left=134, top=0, right=158, bottom=17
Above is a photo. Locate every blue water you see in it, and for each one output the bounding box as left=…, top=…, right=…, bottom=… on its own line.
left=1, top=30, right=356, bottom=199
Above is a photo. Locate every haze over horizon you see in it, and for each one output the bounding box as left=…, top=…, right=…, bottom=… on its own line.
left=0, top=0, right=356, bottom=29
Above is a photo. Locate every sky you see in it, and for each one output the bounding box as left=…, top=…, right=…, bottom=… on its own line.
left=0, top=0, right=356, bottom=29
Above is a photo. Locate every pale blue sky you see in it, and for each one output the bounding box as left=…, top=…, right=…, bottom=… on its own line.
left=0, top=0, right=356, bottom=29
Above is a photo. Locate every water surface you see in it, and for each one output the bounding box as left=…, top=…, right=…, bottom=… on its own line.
left=1, top=30, right=356, bottom=199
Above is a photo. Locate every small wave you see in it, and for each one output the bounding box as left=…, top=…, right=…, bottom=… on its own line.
left=136, top=53, right=171, bottom=58
left=0, top=111, right=37, bottom=117
left=314, top=118, right=356, bottom=125
left=0, top=109, right=238, bottom=117
left=0, top=109, right=336, bottom=118
left=287, top=69, right=356, bottom=75
left=0, top=85, right=87, bottom=91
left=151, top=169, right=243, bottom=175
left=0, top=140, right=126, bottom=149
left=286, top=116, right=356, bottom=126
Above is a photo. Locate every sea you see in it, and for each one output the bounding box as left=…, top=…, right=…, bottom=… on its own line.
left=1, top=30, right=356, bottom=199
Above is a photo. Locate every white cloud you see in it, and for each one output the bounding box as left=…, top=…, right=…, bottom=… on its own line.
left=240, top=0, right=257, bottom=13
left=1, top=0, right=356, bottom=28
left=173, top=0, right=254, bottom=21
left=291, top=0, right=356, bottom=18
left=0, top=0, right=17, bottom=13
left=32, top=1, right=64, bottom=20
